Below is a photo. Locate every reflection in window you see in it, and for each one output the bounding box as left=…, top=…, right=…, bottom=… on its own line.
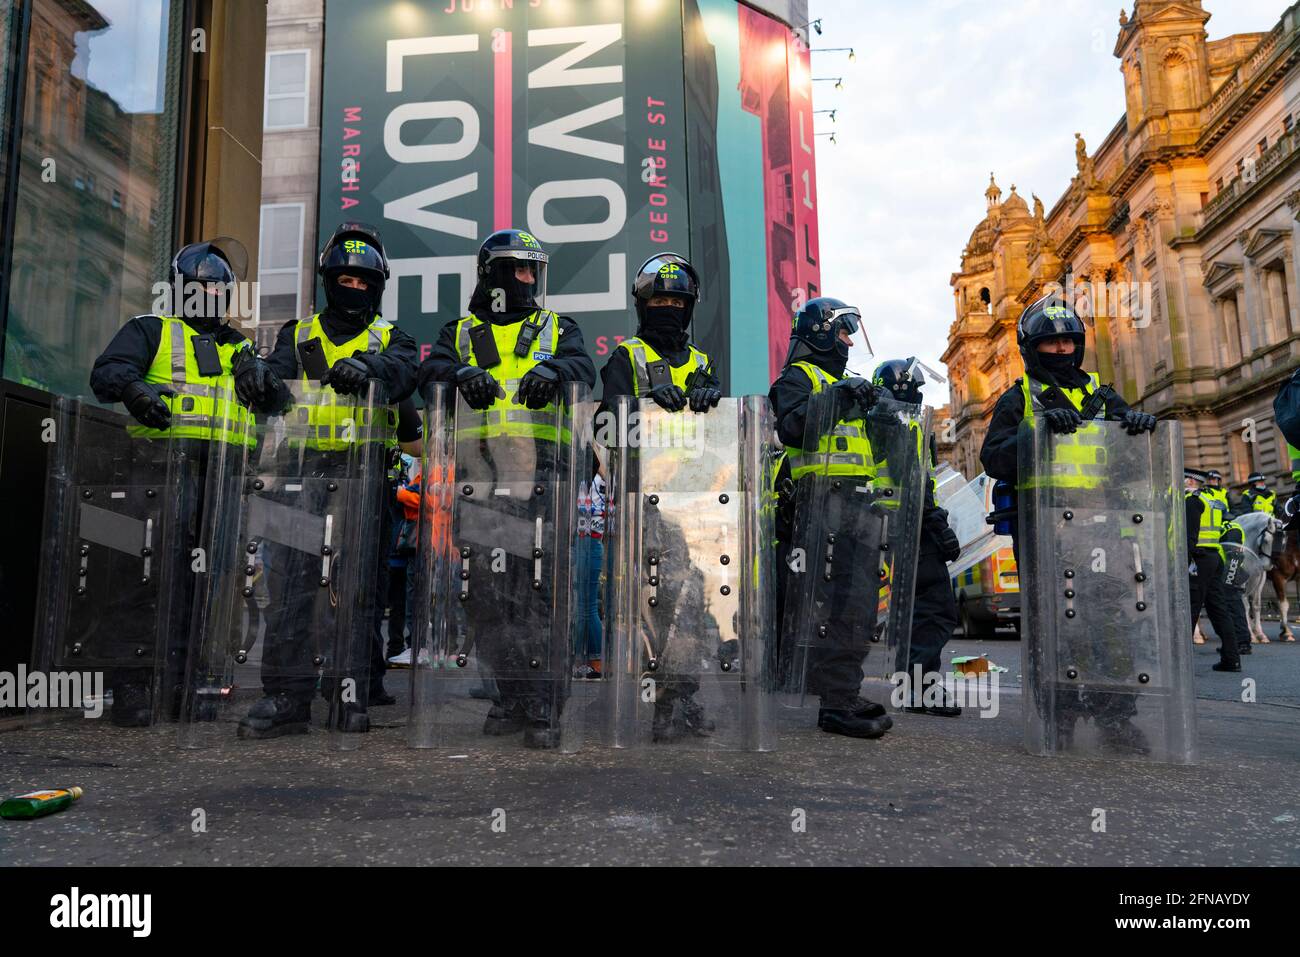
left=264, top=50, right=309, bottom=130
left=258, top=203, right=305, bottom=327
left=3, top=1, right=183, bottom=397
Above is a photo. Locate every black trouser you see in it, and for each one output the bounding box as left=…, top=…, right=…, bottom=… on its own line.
left=458, top=466, right=565, bottom=725
left=1219, top=527, right=1252, bottom=653
left=907, top=546, right=959, bottom=680
left=88, top=439, right=208, bottom=716
left=806, top=490, right=879, bottom=709
left=369, top=503, right=395, bottom=694
left=386, top=559, right=409, bottom=657
left=641, top=510, right=714, bottom=707
left=1012, top=532, right=1138, bottom=727
left=259, top=451, right=382, bottom=707
left=1190, top=547, right=1241, bottom=667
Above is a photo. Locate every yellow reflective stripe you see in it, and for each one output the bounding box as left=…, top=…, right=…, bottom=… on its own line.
left=621, top=338, right=710, bottom=396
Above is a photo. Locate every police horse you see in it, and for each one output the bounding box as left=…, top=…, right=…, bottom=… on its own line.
left=1266, top=499, right=1300, bottom=642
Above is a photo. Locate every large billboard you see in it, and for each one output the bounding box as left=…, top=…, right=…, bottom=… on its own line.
left=318, top=0, right=819, bottom=394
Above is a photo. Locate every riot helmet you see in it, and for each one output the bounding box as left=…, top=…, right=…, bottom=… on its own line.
left=319, top=222, right=389, bottom=325
left=873, top=357, right=926, bottom=405
left=785, top=297, right=869, bottom=377
left=1017, top=292, right=1087, bottom=386
left=172, top=239, right=244, bottom=330
left=475, top=229, right=548, bottom=313
left=632, top=253, right=700, bottom=349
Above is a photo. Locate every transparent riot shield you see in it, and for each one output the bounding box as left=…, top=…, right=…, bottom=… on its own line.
left=777, top=388, right=889, bottom=721
left=1019, top=418, right=1196, bottom=764
left=865, top=401, right=930, bottom=707
left=179, top=380, right=393, bottom=750
left=31, top=397, right=193, bottom=730
left=407, top=382, right=587, bottom=753
left=602, top=396, right=775, bottom=751
left=936, top=470, right=1008, bottom=579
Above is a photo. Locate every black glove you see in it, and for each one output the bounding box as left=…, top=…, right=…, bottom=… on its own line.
left=648, top=381, right=688, bottom=413
left=121, top=380, right=174, bottom=430
left=830, top=376, right=876, bottom=418
left=324, top=355, right=371, bottom=396
left=1043, top=407, right=1084, bottom=435
left=455, top=365, right=504, bottom=410
left=687, top=384, right=723, bottom=413
left=231, top=347, right=277, bottom=409
left=515, top=364, right=561, bottom=410
left=1122, top=409, right=1157, bottom=435
left=937, top=526, right=961, bottom=563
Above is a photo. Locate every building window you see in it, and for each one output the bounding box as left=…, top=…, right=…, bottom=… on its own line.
left=258, top=203, right=305, bottom=326
left=1285, top=115, right=1294, bottom=133
left=1257, top=137, right=1268, bottom=155
left=264, top=50, right=310, bottom=130
left=2, top=0, right=184, bottom=396
left=1216, top=178, right=1223, bottom=193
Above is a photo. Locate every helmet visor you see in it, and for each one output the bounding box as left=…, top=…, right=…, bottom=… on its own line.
left=485, top=255, right=548, bottom=312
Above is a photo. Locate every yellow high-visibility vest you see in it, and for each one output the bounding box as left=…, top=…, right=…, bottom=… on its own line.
left=1189, top=488, right=1224, bottom=558
left=293, top=313, right=396, bottom=452
left=1018, top=372, right=1106, bottom=490
left=617, top=337, right=709, bottom=396
left=784, top=361, right=875, bottom=480
left=128, top=315, right=253, bottom=446
left=453, top=310, right=563, bottom=442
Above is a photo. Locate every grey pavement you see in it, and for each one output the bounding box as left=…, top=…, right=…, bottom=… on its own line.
left=2, top=636, right=1297, bottom=866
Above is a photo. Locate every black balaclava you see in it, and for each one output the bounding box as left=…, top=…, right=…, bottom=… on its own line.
left=639, top=305, right=691, bottom=353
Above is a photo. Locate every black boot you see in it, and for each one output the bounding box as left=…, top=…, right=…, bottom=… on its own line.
left=850, top=695, right=887, bottom=719
left=818, top=708, right=893, bottom=739
left=523, top=720, right=562, bottom=749
left=237, top=693, right=311, bottom=739
left=651, top=700, right=678, bottom=743
left=482, top=698, right=526, bottom=736
left=110, top=682, right=153, bottom=728
left=905, top=679, right=962, bottom=717
left=1211, top=659, right=1241, bottom=672
left=337, top=703, right=370, bottom=733
left=1097, top=717, right=1151, bottom=756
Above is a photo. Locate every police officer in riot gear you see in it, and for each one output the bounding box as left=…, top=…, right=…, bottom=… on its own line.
left=980, top=293, right=1157, bottom=754
left=89, top=239, right=286, bottom=726
left=600, top=253, right=726, bottom=742
left=242, top=223, right=418, bottom=738
left=872, top=358, right=963, bottom=717
left=420, top=229, right=594, bottom=411
left=979, top=294, right=1154, bottom=553
left=418, top=229, right=595, bottom=749
left=600, top=253, right=722, bottom=415
left=771, top=296, right=895, bottom=739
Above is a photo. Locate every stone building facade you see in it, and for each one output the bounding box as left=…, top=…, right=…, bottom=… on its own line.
left=943, top=0, right=1300, bottom=494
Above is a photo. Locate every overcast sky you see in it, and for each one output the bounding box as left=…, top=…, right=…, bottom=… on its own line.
left=809, top=0, right=1290, bottom=392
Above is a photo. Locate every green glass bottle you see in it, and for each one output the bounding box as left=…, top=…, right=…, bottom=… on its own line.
left=0, top=786, right=83, bottom=820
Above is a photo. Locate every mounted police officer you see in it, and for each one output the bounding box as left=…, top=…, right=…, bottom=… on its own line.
left=1236, top=473, right=1276, bottom=516
left=83, top=238, right=285, bottom=726
left=416, top=228, right=595, bottom=750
